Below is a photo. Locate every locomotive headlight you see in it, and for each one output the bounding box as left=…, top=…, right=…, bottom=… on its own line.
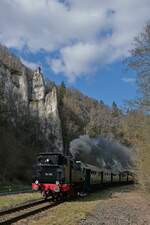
left=54, top=185, right=60, bottom=192
left=56, top=181, right=60, bottom=185
left=35, top=180, right=39, bottom=184
left=54, top=181, right=60, bottom=192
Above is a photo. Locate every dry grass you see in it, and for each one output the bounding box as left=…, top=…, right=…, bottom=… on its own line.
left=0, top=192, right=41, bottom=209
left=137, top=140, right=150, bottom=192
left=30, top=196, right=101, bottom=225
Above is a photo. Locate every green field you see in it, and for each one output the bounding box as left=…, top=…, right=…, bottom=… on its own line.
left=0, top=184, right=31, bottom=194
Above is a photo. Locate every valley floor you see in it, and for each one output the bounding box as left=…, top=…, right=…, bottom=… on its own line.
left=4, top=185, right=150, bottom=225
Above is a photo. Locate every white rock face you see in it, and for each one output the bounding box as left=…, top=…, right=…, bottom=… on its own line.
left=29, top=71, right=63, bottom=152
left=0, top=54, right=63, bottom=153
left=31, top=70, right=45, bottom=101
left=44, top=87, right=63, bottom=151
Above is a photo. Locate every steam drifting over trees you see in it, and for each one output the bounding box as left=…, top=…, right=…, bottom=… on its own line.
left=70, top=135, right=134, bottom=173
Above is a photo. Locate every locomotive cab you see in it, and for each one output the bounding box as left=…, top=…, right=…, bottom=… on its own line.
left=32, top=152, right=73, bottom=200
left=32, top=153, right=67, bottom=185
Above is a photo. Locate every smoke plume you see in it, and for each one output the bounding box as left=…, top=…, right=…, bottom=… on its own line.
left=70, top=135, right=134, bottom=172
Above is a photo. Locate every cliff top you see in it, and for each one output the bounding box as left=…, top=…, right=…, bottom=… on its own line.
left=0, top=44, right=32, bottom=77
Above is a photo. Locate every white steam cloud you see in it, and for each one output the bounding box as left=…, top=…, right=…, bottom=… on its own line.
left=70, top=135, right=134, bottom=172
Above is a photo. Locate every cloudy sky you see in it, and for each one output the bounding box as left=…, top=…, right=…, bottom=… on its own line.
left=0, top=0, right=150, bottom=106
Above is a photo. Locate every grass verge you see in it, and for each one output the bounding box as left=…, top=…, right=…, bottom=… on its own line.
left=0, top=192, right=41, bottom=209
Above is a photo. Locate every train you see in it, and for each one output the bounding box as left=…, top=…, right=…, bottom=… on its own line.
left=32, top=152, right=134, bottom=201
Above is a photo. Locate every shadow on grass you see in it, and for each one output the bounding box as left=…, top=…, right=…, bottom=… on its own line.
left=77, top=183, right=135, bottom=202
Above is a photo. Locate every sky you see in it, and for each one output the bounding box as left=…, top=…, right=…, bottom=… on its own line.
left=0, top=0, right=150, bottom=107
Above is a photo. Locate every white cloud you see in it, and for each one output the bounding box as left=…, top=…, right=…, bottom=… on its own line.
left=122, top=78, right=136, bottom=84
left=0, top=0, right=150, bottom=81
left=20, top=57, right=38, bottom=70
left=50, top=42, right=108, bottom=82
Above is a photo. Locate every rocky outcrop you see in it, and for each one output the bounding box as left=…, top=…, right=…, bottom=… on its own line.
left=29, top=69, right=63, bottom=152
left=0, top=44, right=63, bottom=152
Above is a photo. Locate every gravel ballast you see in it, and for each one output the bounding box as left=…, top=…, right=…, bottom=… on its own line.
left=80, top=188, right=150, bottom=225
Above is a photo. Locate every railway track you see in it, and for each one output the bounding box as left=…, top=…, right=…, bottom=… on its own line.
left=0, top=198, right=59, bottom=224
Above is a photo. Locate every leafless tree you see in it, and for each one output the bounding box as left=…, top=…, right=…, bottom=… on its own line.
left=127, top=23, right=150, bottom=112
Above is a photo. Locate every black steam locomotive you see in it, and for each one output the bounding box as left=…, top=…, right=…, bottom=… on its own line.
left=32, top=152, right=134, bottom=200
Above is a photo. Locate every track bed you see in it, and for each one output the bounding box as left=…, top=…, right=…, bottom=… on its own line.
left=0, top=198, right=59, bottom=224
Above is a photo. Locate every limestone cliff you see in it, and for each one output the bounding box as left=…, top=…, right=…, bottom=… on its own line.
left=0, top=44, right=63, bottom=152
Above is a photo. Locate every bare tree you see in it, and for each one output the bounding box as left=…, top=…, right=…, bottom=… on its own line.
left=127, top=23, right=150, bottom=112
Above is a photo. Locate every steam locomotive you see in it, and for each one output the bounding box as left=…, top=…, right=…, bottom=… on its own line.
left=32, top=152, right=134, bottom=201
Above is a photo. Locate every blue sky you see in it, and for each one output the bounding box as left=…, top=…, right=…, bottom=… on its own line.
left=1, top=0, right=149, bottom=107
left=72, top=62, right=137, bottom=107
left=10, top=46, right=137, bottom=108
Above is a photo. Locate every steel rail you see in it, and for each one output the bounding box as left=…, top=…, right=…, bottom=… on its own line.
left=0, top=202, right=59, bottom=225
left=0, top=198, right=46, bottom=217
